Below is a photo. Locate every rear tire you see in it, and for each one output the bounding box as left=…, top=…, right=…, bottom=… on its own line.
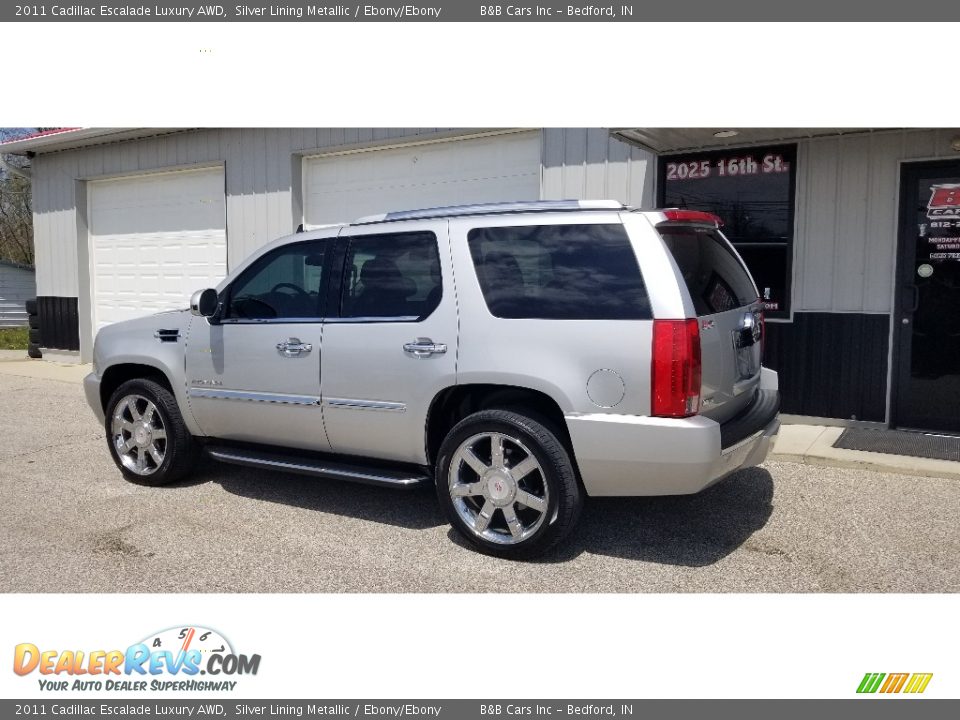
left=436, top=409, right=583, bottom=559
left=105, top=378, right=199, bottom=486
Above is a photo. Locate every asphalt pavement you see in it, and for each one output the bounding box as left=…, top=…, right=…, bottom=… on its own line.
left=1, top=372, right=958, bottom=593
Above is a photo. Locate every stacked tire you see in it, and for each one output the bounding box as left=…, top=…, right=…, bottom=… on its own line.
left=25, top=298, right=41, bottom=359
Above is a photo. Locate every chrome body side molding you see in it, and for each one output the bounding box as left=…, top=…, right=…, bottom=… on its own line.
left=324, top=398, right=407, bottom=413
left=188, top=387, right=321, bottom=406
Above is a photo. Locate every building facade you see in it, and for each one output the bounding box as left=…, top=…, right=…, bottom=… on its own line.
left=2, top=127, right=958, bottom=432
left=0, top=260, right=36, bottom=327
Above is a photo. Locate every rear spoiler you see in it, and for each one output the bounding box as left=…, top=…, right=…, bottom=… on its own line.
left=656, top=209, right=723, bottom=227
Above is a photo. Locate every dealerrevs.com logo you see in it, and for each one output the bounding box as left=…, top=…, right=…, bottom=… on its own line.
left=13, top=626, right=261, bottom=692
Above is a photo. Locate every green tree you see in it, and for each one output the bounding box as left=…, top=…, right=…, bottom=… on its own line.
left=0, top=128, right=36, bottom=266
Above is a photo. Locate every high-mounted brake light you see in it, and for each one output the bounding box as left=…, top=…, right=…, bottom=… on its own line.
left=651, top=319, right=702, bottom=418
left=659, top=209, right=723, bottom=226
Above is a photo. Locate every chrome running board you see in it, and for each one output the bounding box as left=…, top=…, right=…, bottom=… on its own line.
left=205, top=446, right=430, bottom=489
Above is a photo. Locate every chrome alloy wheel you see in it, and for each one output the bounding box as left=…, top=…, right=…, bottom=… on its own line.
left=111, top=394, right=167, bottom=476
left=448, top=432, right=550, bottom=545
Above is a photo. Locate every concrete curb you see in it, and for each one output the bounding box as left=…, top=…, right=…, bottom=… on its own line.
left=771, top=424, right=960, bottom=481
left=0, top=358, right=90, bottom=384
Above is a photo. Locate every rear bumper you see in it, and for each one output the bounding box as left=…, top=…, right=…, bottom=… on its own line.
left=84, top=372, right=104, bottom=424
left=567, top=389, right=780, bottom=497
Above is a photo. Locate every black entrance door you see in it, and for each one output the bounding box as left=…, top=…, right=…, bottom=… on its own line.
left=894, top=160, right=960, bottom=432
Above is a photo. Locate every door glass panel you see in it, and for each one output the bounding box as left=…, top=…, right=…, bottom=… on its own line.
left=340, top=231, right=441, bottom=320
left=225, top=241, right=329, bottom=320
left=897, top=164, right=960, bottom=432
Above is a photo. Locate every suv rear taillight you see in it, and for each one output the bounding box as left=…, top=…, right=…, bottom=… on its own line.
left=651, top=319, right=701, bottom=418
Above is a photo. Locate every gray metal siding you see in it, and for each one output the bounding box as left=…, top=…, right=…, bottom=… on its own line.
left=32, top=128, right=656, bottom=300
left=32, top=127, right=960, bottom=317
left=793, top=129, right=960, bottom=315
left=0, top=264, right=36, bottom=327
left=541, top=128, right=655, bottom=208
left=30, top=128, right=455, bottom=296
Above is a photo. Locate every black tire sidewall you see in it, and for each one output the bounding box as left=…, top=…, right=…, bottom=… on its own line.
left=436, top=410, right=580, bottom=559
left=105, top=379, right=190, bottom=486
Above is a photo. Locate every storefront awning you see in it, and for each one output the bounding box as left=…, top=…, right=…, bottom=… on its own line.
left=612, top=128, right=875, bottom=154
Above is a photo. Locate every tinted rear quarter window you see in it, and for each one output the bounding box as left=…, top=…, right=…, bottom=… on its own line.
left=658, top=227, right=757, bottom=315
left=467, top=223, right=651, bottom=320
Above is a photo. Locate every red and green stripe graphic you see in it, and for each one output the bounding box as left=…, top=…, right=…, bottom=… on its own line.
left=857, top=672, right=933, bottom=694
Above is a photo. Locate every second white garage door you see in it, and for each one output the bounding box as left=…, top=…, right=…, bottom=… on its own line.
left=303, top=132, right=542, bottom=226
left=89, top=167, right=227, bottom=333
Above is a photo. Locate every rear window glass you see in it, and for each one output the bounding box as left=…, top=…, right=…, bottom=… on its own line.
left=468, top=224, right=650, bottom=320
left=658, top=227, right=757, bottom=315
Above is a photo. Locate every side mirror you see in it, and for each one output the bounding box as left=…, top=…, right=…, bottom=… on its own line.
left=190, top=288, right=219, bottom=318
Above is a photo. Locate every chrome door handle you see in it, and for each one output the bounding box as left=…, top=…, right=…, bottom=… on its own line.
left=276, top=338, right=312, bottom=357
left=403, top=338, right=447, bottom=358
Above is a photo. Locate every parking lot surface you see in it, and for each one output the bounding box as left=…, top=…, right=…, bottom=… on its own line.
left=1, top=372, right=958, bottom=593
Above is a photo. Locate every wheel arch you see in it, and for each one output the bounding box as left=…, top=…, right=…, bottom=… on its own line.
left=99, top=362, right=177, bottom=414
left=425, top=383, right=577, bottom=470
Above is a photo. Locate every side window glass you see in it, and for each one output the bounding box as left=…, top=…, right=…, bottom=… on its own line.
left=340, top=231, right=441, bottom=320
left=467, top=224, right=651, bottom=320
left=226, top=240, right=328, bottom=320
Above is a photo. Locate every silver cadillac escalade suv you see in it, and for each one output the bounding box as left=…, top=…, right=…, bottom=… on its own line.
left=84, top=200, right=780, bottom=558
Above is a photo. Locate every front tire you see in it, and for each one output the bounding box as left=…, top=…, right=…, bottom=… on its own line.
left=105, top=378, right=199, bottom=486
left=436, top=409, right=583, bottom=559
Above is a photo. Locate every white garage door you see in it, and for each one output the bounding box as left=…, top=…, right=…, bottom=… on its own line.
left=89, top=167, right=227, bottom=333
left=303, top=132, right=542, bottom=226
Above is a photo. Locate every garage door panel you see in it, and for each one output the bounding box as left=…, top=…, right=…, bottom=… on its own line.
left=90, top=169, right=225, bottom=236
left=303, top=132, right=541, bottom=226
left=90, top=168, right=226, bottom=333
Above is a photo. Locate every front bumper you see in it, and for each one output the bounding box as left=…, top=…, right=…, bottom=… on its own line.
left=83, top=372, right=104, bottom=424
left=567, top=390, right=780, bottom=497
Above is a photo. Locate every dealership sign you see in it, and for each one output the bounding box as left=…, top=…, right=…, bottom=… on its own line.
left=927, top=184, right=960, bottom=219
left=665, top=153, right=791, bottom=181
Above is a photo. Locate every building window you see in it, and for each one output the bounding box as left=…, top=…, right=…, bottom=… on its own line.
left=658, top=144, right=796, bottom=318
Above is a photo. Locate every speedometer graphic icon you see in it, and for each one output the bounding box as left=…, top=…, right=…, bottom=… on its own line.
left=138, top=626, right=234, bottom=659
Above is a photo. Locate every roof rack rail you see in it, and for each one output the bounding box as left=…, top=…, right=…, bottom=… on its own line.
left=353, top=199, right=627, bottom=225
